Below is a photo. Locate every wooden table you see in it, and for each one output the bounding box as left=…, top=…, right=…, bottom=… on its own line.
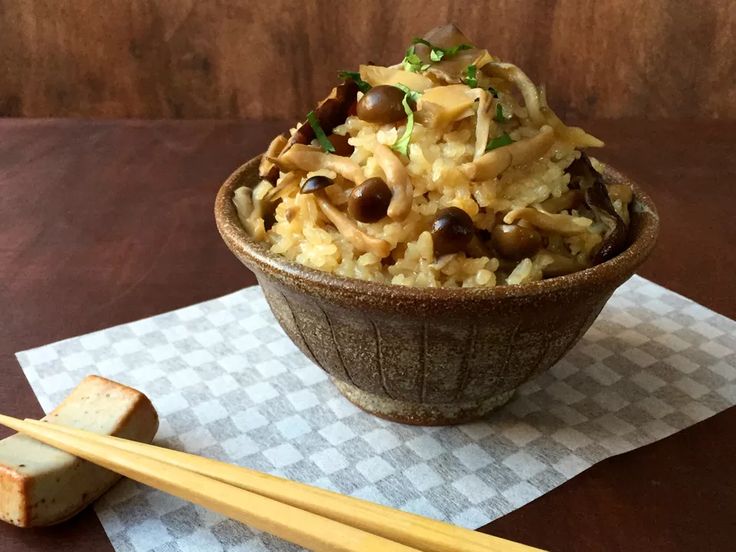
left=1, top=119, right=734, bottom=551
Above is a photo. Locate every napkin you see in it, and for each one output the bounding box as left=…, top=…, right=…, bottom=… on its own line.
left=16, top=275, right=736, bottom=552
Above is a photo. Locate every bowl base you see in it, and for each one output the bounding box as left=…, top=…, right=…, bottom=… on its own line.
left=331, top=378, right=515, bottom=426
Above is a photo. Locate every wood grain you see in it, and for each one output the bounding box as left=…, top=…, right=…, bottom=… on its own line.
left=0, top=118, right=735, bottom=551
left=1, top=0, right=734, bottom=120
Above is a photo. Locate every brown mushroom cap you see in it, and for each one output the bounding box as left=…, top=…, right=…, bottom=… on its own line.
left=285, top=79, right=359, bottom=153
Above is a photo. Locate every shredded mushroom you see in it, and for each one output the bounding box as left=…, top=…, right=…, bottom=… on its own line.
left=483, top=62, right=545, bottom=126
left=259, top=134, right=288, bottom=183
left=474, top=89, right=494, bottom=160
left=274, top=144, right=366, bottom=185
left=503, top=207, right=592, bottom=236
left=264, top=170, right=302, bottom=203
left=373, top=144, right=413, bottom=220
left=313, top=191, right=392, bottom=258
left=233, top=181, right=275, bottom=241
left=538, top=87, right=603, bottom=148
left=462, top=125, right=555, bottom=181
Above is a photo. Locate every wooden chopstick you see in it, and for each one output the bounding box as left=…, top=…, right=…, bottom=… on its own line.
left=19, top=418, right=541, bottom=552
left=0, top=414, right=544, bottom=552
left=0, top=414, right=420, bottom=552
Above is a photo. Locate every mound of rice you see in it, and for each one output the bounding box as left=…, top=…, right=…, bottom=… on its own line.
left=233, top=26, right=631, bottom=288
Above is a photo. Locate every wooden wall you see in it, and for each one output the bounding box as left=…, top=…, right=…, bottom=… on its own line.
left=1, top=0, right=734, bottom=120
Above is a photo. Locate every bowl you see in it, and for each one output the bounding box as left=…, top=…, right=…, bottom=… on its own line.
left=215, top=156, right=659, bottom=425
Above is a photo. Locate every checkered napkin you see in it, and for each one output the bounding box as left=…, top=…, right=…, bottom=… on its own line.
left=15, top=275, right=736, bottom=552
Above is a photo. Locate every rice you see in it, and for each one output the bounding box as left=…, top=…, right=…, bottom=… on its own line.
left=235, top=27, right=631, bottom=288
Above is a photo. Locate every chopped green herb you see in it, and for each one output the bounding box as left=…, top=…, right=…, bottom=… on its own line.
left=393, top=83, right=422, bottom=104
left=488, top=86, right=498, bottom=98
left=402, top=45, right=431, bottom=73
left=486, top=132, right=514, bottom=152
left=463, top=64, right=477, bottom=88
left=403, top=38, right=472, bottom=71
left=337, top=70, right=371, bottom=93
left=391, top=94, right=415, bottom=157
left=494, top=103, right=506, bottom=123
left=306, top=110, right=335, bottom=153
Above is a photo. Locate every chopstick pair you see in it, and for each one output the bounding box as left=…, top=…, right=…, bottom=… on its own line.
left=0, top=414, right=543, bottom=552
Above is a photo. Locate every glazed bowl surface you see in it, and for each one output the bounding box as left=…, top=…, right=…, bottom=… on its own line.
left=215, top=156, right=659, bottom=424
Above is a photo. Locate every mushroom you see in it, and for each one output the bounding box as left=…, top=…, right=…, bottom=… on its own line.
left=538, top=87, right=604, bottom=148
left=259, top=134, right=288, bottom=183
left=538, top=190, right=584, bottom=213
left=313, top=191, right=392, bottom=258
left=232, top=180, right=276, bottom=241
left=413, top=24, right=494, bottom=83
left=274, top=144, right=366, bottom=184
left=567, top=153, right=629, bottom=262
left=359, top=64, right=433, bottom=92
left=373, top=143, right=413, bottom=220
left=503, top=207, right=592, bottom=236
left=473, top=89, right=494, bottom=160
left=481, top=62, right=544, bottom=126
left=462, top=125, right=555, bottom=181
left=415, top=84, right=481, bottom=129
left=284, top=79, right=359, bottom=152
left=264, top=170, right=302, bottom=203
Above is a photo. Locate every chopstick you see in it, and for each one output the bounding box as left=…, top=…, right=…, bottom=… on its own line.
left=0, top=414, right=544, bottom=552
left=0, top=414, right=415, bottom=552
left=15, top=419, right=540, bottom=552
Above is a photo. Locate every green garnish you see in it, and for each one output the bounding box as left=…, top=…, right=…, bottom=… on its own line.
left=486, top=132, right=514, bottom=152
left=402, top=45, right=431, bottom=73
left=306, top=110, right=335, bottom=153
left=391, top=94, right=415, bottom=157
left=393, top=83, right=422, bottom=104
left=494, top=103, right=506, bottom=122
left=338, top=70, right=371, bottom=93
left=463, top=64, right=477, bottom=88
left=411, top=38, right=472, bottom=62
left=402, top=38, right=472, bottom=72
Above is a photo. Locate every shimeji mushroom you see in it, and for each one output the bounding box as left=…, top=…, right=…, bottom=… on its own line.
left=503, top=207, right=592, bottom=236
left=473, top=88, right=494, bottom=160
left=273, top=144, right=366, bottom=185
left=259, top=134, right=288, bottom=183
left=373, top=144, right=413, bottom=220
left=284, top=80, right=359, bottom=153
left=482, top=61, right=545, bottom=126
left=233, top=180, right=277, bottom=241
left=462, top=125, right=556, bottom=181
left=313, top=190, right=392, bottom=258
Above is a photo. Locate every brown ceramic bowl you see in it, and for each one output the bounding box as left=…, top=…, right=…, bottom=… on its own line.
left=215, top=156, right=659, bottom=425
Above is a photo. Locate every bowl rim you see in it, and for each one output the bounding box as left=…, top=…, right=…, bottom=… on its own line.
left=215, top=154, right=659, bottom=303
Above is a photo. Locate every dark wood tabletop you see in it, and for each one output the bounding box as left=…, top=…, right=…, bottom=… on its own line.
left=1, top=119, right=734, bottom=552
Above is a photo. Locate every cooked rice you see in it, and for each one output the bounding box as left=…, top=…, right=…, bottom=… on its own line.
left=233, top=26, right=631, bottom=288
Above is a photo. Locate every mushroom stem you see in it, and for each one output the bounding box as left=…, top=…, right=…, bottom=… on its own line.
left=503, top=207, right=591, bottom=236
left=473, top=89, right=494, bottom=161
left=275, top=144, right=366, bottom=185
left=259, top=134, right=288, bottom=182
left=373, top=144, right=413, bottom=220
left=463, top=125, right=555, bottom=181
left=314, top=191, right=392, bottom=258
left=264, top=170, right=302, bottom=203
left=483, top=62, right=545, bottom=126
